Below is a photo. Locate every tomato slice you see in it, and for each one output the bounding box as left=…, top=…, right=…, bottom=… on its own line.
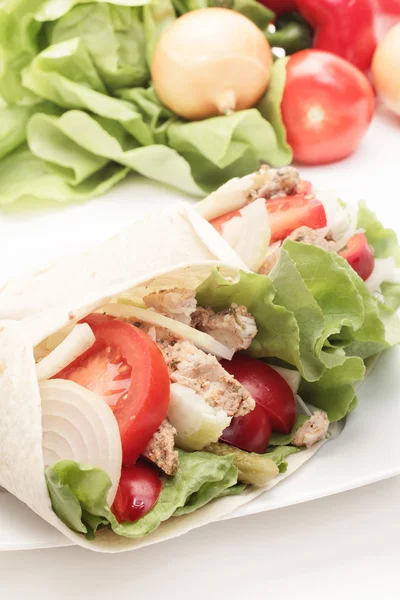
left=339, top=233, right=375, bottom=281
left=57, top=314, right=170, bottom=465
left=220, top=402, right=273, bottom=454
left=210, top=191, right=326, bottom=244
left=267, top=195, right=327, bottom=243
left=221, top=355, right=296, bottom=434
left=111, top=461, right=162, bottom=523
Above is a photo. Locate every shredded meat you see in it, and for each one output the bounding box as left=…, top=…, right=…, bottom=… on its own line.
left=124, top=318, right=179, bottom=348
left=143, top=419, right=179, bottom=476
left=163, top=340, right=255, bottom=417
left=258, top=242, right=282, bottom=276
left=143, top=289, right=197, bottom=326
left=192, top=304, right=257, bottom=352
left=292, top=411, right=330, bottom=448
left=288, top=226, right=330, bottom=250
left=250, top=166, right=300, bottom=200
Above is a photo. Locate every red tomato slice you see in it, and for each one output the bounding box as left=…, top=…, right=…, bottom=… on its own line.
left=57, top=314, right=170, bottom=465
left=267, top=195, right=327, bottom=243
left=210, top=190, right=326, bottom=244
left=220, top=402, right=273, bottom=454
left=281, top=50, right=375, bottom=165
left=111, top=461, right=162, bottom=523
left=339, top=233, right=375, bottom=281
left=221, top=355, right=296, bottom=434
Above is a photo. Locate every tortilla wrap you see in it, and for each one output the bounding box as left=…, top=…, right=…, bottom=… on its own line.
left=0, top=204, right=328, bottom=553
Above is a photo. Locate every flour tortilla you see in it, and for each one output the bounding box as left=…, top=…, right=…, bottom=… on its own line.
left=0, top=204, right=328, bottom=553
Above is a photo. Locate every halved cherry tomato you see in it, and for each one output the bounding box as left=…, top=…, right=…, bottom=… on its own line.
left=57, top=314, right=170, bottom=465
left=339, top=233, right=375, bottom=281
left=267, top=195, right=326, bottom=243
left=210, top=189, right=326, bottom=244
left=281, top=50, right=375, bottom=165
left=221, top=355, right=296, bottom=434
left=220, top=402, right=273, bottom=453
left=111, top=461, right=162, bottom=523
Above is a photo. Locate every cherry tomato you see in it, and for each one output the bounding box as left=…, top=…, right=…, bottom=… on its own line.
left=220, top=402, right=273, bottom=453
left=57, top=314, right=170, bottom=465
left=111, top=461, right=162, bottom=523
left=221, top=355, right=296, bottom=434
left=267, top=195, right=326, bottom=243
left=281, top=50, right=375, bottom=165
left=339, top=233, right=375, bottom=281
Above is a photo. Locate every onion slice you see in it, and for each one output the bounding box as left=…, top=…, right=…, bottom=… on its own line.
left=196, top=174, right=255, bottom=221
left=221, top=198, right=270, bottom=272
left=36, top=324, right=95, bottom=381
left=40, top=379, right=122, bottom=504
left=168, top=383, right=231, bottom=451
left=102, top=303, right=234, bottom=360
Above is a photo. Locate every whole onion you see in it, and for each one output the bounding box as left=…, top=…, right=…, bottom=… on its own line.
left=151, top=8, right=272, bottom=121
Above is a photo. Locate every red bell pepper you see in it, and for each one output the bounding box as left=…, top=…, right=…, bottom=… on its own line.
left=262, top=0, right=377, bottom=72
left=297, top=0, right=377, bottom=72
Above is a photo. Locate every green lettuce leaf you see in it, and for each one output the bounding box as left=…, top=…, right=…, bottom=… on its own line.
left=0, top=146, right=128, bottom=205
left=27, top=110, right=204, bottom=195
left=299, top=356, right=366, bottom=421
left=357, top=201, right=400, bottom=310
left=264, top=445, right=300, bottom=473
left=45, top=460, right=113, bottom=539
left=46, top=451, right=238, bottom=540
left=46, top=4, right=149, bottom=90
left=174, top=462, right=238, bottom=516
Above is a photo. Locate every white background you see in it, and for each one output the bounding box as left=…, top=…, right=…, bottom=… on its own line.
left=0, top=106, right=399, bottom=598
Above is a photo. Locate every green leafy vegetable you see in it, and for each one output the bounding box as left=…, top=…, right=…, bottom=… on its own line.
left=46, top=450, right=239, bottom=540
left=0, top=0, right=290, bottom=205
left=197, top=239, right=400, bottom=421
left=45, top=460, right=113, bottom=539
left=264, top=445, right=300, bottom=473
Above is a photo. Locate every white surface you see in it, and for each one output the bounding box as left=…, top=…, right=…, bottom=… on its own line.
left=0, top=107, right=400, bottom=595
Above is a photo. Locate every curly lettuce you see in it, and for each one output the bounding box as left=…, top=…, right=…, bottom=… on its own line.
left=0, top=0, right=292, bottom=205
left=197, top=236, right=400, bottom=421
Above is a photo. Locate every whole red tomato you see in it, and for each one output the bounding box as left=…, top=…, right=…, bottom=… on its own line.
left=281, top=50, right=375, bottom=165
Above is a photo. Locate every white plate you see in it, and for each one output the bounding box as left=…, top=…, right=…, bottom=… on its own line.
left=0, top=108, right=399, bottom=551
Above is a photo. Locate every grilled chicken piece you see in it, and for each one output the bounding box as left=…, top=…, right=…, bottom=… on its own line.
left=143, top=289, right=197, bottom=326
left=143, top=419, right=179, bottom=476
left=288, top=226, right=330, bottom=250
left=192, top=305, right=257, bottom=352
left=163, top=340, right=255, bottom=417
left=251, top=166, right=300, bottom=200
left=292, top=411, right=330, bottom=448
